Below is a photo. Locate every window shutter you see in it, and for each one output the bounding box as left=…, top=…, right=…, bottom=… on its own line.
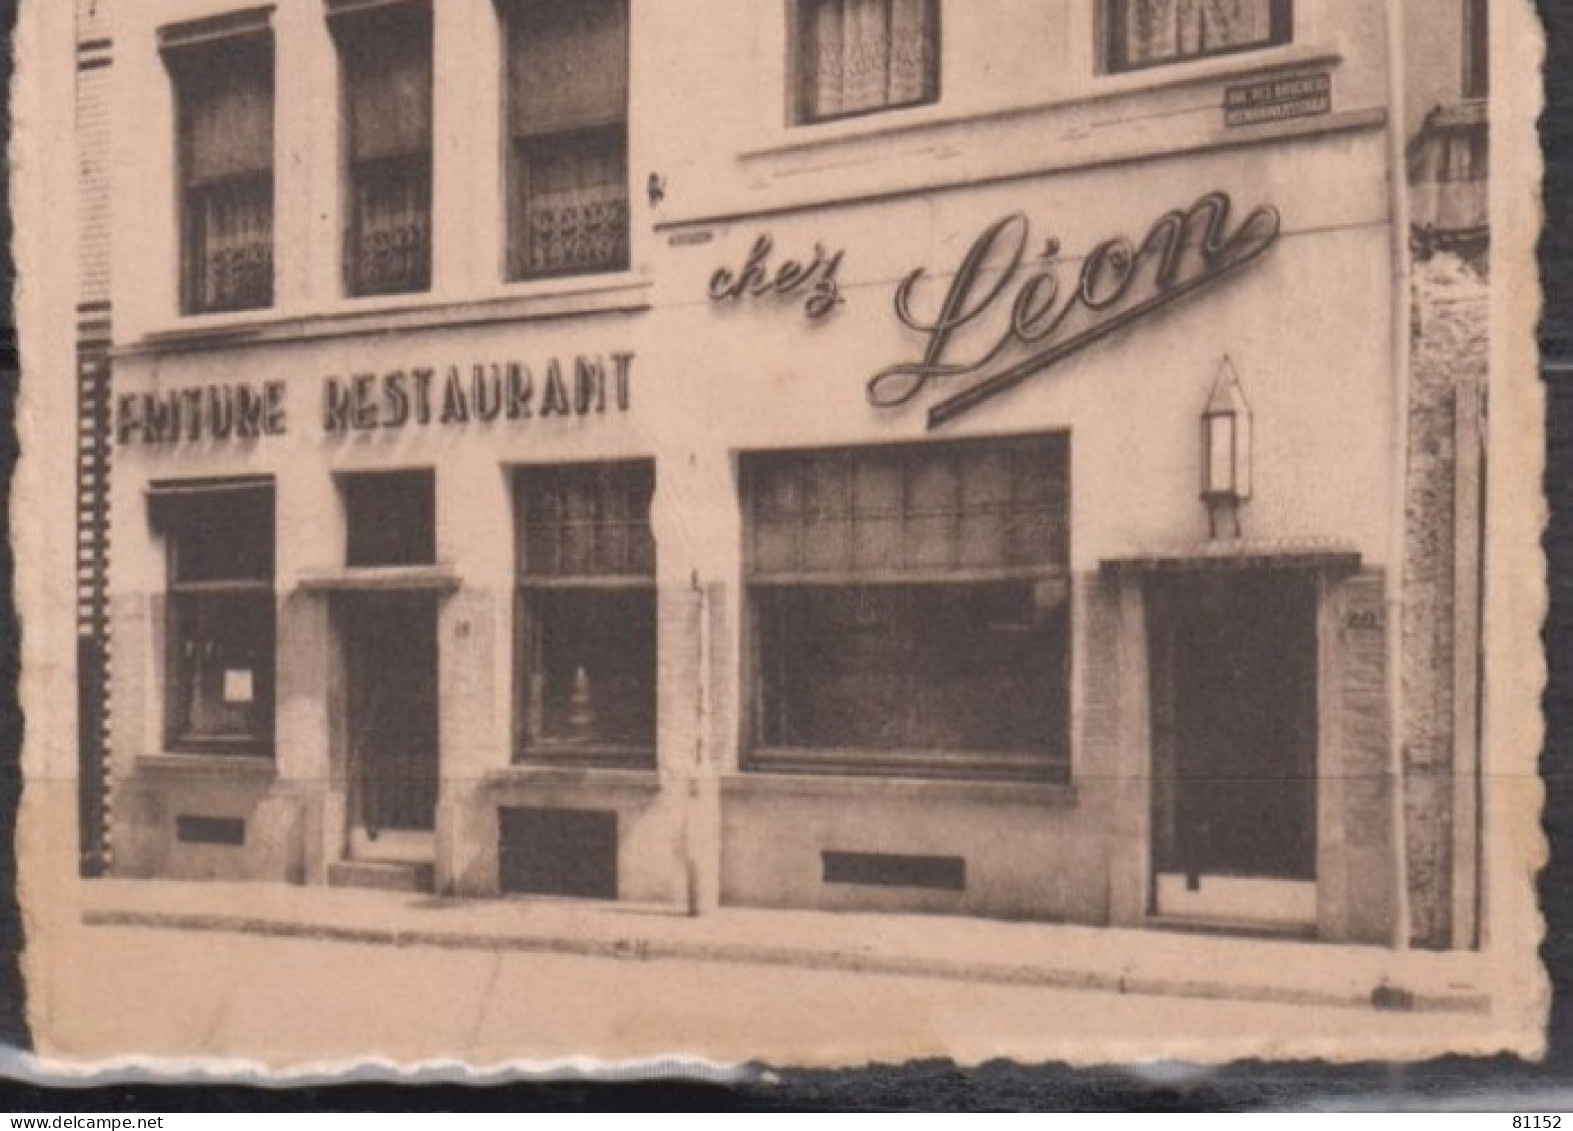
left=510, top=0, right=628, bottom=138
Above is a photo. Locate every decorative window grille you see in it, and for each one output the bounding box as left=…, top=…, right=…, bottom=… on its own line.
left=151, top=480, right=276, bottom=755
left=514, top=462, right=656, bottom=767
left=505, top=0, right=630, bottom=280
left=335, top=2, right=433, bottom=296
left=744, top=436, right=1071, bottom=782
left=796, top=0, right=939, bottom=124
left=164, top=22, right=275, bottom=314
left=1107, top=0, right=1290, bottom=73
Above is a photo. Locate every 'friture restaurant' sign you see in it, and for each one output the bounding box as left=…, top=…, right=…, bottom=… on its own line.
left=115, top=353, right=635, bottom=446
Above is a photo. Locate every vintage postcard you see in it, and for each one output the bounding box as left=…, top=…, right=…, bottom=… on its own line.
left=10, top=0, right=1549, bottom=1074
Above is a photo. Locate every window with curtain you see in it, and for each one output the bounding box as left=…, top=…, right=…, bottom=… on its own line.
left=153, top=480, right=276, bottom=755
left=1107, top=0, right=1290, bottom=73
left=505, top=0, right=630, bottom=280
left=166, top=28, right=274, bottom=314
left=514, top=462, right=656, bottom=767
left=744, top=436, right=1071, bottom=782
left=334, top=1, right=433, bottom=296
left=796, top=0, right=940, bottom=124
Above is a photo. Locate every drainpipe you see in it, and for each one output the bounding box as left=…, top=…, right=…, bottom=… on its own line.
left=684, top=568, right=716, bottom=916
left=1383, top=0, right=1414, bottom=954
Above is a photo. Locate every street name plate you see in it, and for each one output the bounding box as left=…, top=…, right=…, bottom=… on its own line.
left=1224, top=71, right=1332, bottom=128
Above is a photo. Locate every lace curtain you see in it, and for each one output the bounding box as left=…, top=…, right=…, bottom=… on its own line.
left=1122, top=0, right=1275, bottom=67
left=804, top=0, right=935, bottom=121
left=178, top=42, right=274, bottom=311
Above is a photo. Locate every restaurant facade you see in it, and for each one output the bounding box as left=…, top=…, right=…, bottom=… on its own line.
left=78, top=0, right=1492, bottom=950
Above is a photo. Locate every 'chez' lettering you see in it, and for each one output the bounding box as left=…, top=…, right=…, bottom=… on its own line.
left=867, top=191, right=1282, bottom=429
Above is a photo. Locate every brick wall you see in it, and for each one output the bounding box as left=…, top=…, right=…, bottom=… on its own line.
left=75, top=0, right=113, bottom=875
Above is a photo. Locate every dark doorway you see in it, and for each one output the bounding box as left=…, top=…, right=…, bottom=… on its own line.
left=1148, top=571, right=1318, bottom=922
left=342, top=591, right=440, bottom=840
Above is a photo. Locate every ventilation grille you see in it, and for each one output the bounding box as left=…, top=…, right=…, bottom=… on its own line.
left=176, top=816, right=246, bottom=846
left=499, top=807, right=618, bottom=899
left=822, top=851, right=966, bottom=891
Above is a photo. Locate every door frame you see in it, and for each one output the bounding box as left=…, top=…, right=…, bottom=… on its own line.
left=1140, top=564, right=1329, bottom=933
left=332, top=589, right=442, bottom=861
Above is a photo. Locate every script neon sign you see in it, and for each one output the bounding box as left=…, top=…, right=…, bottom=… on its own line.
left=866, top=192, right=1282, bottom=429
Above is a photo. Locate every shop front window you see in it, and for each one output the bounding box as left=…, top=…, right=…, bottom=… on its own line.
left=163, top=16, right=275, bottom=315
left=744, top=436, right=1071, bottom=782
left=333, top=0, right=433, bottom=297
left=1107, top=0, right=1291, bottom=73
left=795, top=0, right=939, bottom=124
left=154, top=479, right=276, bottom=755
left=514, top=462, right=656, bottom=767
left=503, top=0, right=630, bottom=280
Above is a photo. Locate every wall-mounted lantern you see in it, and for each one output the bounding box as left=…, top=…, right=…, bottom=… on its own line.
left=1200, top=356, right=1252, bottom=540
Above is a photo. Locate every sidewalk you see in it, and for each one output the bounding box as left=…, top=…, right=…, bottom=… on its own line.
left=78, top=879, right=1493, bottom=1016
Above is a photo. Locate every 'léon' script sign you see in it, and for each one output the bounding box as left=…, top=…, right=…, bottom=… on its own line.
left=867, top=191, right=1282, bottom=429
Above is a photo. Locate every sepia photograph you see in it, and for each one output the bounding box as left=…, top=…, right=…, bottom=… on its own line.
left=7, top=0, right=1549, bottom=1074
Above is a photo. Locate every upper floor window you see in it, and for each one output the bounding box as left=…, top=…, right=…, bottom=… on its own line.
left=162, top=14, right=275, bottom=315
left=503, top=0, right=630, bottom=280
left=332, top=0, right=433, bottom=297
left=1106, top=0, right=1291, bottom=73
left=794, top=0, right=940, bottom=125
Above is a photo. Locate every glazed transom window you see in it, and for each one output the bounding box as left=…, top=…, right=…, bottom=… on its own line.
left=152, top=479, right=276, bottom=755
left=503, top=0, right=630, bottom=280
left=1106, top=0, right=1291, bottom=73
left=514, top=462, right=656, bottom=767
left=794, top=0, right=940, bottom=125
left=744, top=436, right=1071, bottom=782
left=163, top=19, right=275, bottom=315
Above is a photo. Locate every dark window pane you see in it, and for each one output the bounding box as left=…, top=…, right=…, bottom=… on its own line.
left=170, top=591, right=275, bottom=746
left=757, top=583, right=1070, bottom=761
left=522, top=589, right=656, bottom=753
left=168, top=488, right=274, bottom=583
left=342, top=470, right=435, bottom=568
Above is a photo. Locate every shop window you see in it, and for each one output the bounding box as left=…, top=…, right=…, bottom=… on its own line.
left=1463, top=0, right=1488, bottom=100
left=502, top=0, right=630, bottom=280
left=341, top=469, right=436, bottom=568
left=152, top=479, right=276, bottom=755
left=514, top=462, right=656, bottom=767
left=1106, top=0, right=1291, bottom=73
left=162, top=15, right=275, bottom=315
left=333, top=0, right=433, bottom=297
left=744, top=437, right=1070, bottom=782
left=794, top=0, right=939, bottom=124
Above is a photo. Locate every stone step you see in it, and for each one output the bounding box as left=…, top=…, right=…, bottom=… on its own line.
left=327, top=859, right=435, bottom=894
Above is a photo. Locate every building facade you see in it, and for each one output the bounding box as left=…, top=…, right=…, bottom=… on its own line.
left=80, top=0, right=1490, bottom=949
